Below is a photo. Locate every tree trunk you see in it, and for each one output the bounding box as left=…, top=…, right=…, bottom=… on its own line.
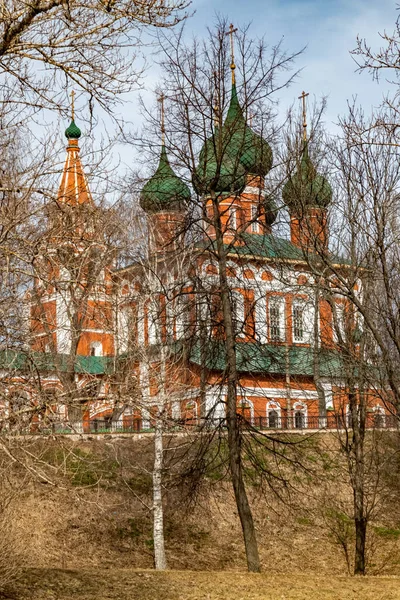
left=211, top=192, right=261, bottom=573
left=153, top=412, right=167, bottom=570
left=227, top=381, right=260, bottom=572
left=354, top=514, right=367, bottom=575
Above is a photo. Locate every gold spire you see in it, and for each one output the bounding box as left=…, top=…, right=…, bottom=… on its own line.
left=226, top=23, right=238, bottom=85
left=213, top=71, right=219, bottom=128
left=70, top=89, right=75, bottom=122
left=298, top=90, right=309, bottom=142
left=158, top=93, right=165, bottom=145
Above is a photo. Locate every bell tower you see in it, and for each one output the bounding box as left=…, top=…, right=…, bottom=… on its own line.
left=31, top=107, right=114, bottom=359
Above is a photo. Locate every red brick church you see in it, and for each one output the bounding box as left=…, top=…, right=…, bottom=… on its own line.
left=9, top=77, right=387, bottom=433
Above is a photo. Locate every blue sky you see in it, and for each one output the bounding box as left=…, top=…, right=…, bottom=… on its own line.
left=182, top=0, right=398, bottom=128
left=69, top=0, right=400, bottom=176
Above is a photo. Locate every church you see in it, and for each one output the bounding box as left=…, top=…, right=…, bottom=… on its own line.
left=10, top=67, right=388, bottom=433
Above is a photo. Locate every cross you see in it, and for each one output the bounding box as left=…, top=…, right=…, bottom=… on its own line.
left=70, top=90, right=75, bottom=121
left=158, top=93, right=165, bottom=144
left=298, top=90, right=309, bottom=141
left=226, top=23, right=238, bottom=84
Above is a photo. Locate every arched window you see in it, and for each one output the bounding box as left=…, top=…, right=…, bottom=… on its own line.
left=294, top=410, right=305, bottom=429
left=238, top=399, right=253, bottom=425
left=251, top=204, right=259, bottom=233
left=293, top=402, right=307, bottom=429
left=268, top=410, right=279, bottom=428
left=266, top=401, right=281, bottom=429
left=373, top=406, right=385, bottom=429
left=90, top=341, right=103, bottom=357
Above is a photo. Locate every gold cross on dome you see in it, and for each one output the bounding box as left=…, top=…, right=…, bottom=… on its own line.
left=158, top=93, right=165, bottom=144
left=298, top=90, right=309, bottom=141
left=70, top=89, right=75, bottom=121
left=226, top=23, right=238, bottom=84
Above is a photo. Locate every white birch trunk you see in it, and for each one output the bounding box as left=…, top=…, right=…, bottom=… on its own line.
left=153, top=411, right=167, bottom=570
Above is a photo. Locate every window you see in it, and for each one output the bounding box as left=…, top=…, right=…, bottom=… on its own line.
left=292, top=303, right=305, bottom=343
left=333, top=302, right=346, bottom=343
left=147, top=303, right=159, bottom=344
left=294, top=411, right=305, bottom=429
left=293, top=402, right=307, bottom=429
left=269, top=298, right=284, bottom=342
left=268, top=410, right=279, bottom=428
left=230, top=207, right=237, bottom=230
left=232, top=290, right=245, bottom=336
left=266, top=401, right=281, bottom=429
left=373, top=406, right=385, bottom=429
left=90, top=341, right=103, bottom=357
left=251, top=205, right=259, bottom=233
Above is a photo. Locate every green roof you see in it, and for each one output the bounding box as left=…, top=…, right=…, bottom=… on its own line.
left=140, top=145, right=191, bottom=213
left=197, top=232, right=349, bottom=265
left=65, top=119, right=81, bottom=139
left=187, top=341, right=343, bottom=378
left=0, top=351, right=114, bottom=375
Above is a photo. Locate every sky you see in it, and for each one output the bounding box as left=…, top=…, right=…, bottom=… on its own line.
left=179, top=0, right=397, bottom=127
left=69, top=0, right=400, bottom=177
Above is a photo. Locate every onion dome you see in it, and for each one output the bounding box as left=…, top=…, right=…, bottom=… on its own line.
left=263, top=195, right=278, bottom=227
left=224, top=84, right=273, bottom=178
left=140, top=145, right=191, bottom=213
left=194, top=127, right=246, bottom=195
left=194, top=84, right=273, bottom=195
left=65, top=119, right=81, bottom=139
left=282, top=142, right=332, bottom=211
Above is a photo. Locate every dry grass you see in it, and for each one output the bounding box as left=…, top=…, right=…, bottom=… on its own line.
left=6, top=568, right=400, bottom=600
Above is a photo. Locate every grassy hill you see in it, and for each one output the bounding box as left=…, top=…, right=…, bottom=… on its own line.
left=1, top=432, right=400, bottom=598
left=8, top=569, right=400, bottom=600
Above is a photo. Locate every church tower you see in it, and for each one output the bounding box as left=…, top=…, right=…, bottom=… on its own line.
left=140, top=95, right=191, bottom=256
left=282, top=92, right=332, bottom=252
left=31, top=111, right=114, bottom=359
left=194, top=24, right=276, bottom=243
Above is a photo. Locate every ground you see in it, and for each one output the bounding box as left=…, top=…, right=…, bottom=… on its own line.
left=6, top=569, right=400, bottom=600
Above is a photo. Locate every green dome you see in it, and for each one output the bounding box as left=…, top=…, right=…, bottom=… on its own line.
left=194, top=85, right=273, bottom=195
left=282, top=142, right=332, bottom=211
left=140, top=145, right=191, bottom=213
left=65, top=119, right=81, bottom=139
left=224, top=85, right=273, bottom=178
left=193, top=127, right=246, bottom=195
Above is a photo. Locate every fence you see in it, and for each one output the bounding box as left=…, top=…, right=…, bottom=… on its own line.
left=19, top=412, right=400, bottom=435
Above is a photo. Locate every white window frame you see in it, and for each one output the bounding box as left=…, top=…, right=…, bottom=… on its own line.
left=230, top=206, right=237, bottom=230
left=266, top=400, right=282, bottom=429
left=117, top=305, right=130, bottom=353
left=333, top=302, right=346, bottom=343
left=268, top=297, right=285, bottom=342
left=293, top=401, right=308, bottom=429
left=90, top=341, right=103, bottom=357
left=251, top=204, right=259, bottom=233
